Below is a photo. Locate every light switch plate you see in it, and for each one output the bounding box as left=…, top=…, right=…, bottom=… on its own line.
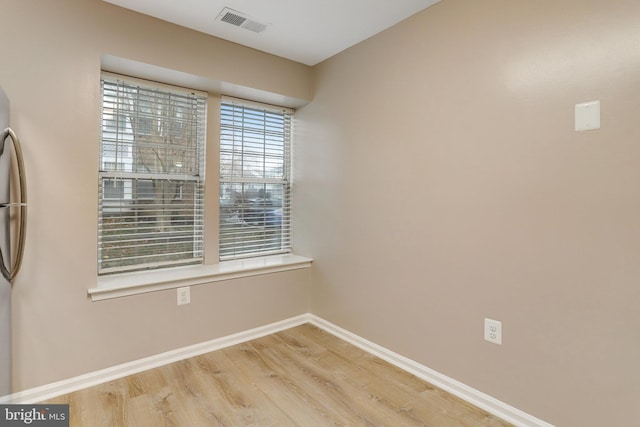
left=575, top=100, right=600, bottom=131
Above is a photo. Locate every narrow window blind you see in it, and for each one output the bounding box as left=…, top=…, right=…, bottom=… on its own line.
left=98, top=74, right=206, bottom=274
left=219, top=97, right=292, bottom=260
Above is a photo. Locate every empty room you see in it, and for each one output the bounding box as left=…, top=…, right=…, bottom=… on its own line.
left=0, top=0, right=638, bottom=426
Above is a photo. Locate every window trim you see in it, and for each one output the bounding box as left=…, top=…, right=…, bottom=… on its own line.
left=89, top=254, right=313, bottom=301
left=91, top=72, right=312, bottom=300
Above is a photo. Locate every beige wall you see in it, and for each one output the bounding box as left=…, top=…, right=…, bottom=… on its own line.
left=3, top=0, right=640, bottom=425
left=294, top=1, right=640, bottom=426
left=0, top=0, right=312, bottom=391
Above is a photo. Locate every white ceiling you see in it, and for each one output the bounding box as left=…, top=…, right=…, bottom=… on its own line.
left=102, top=0, right=441, bottom=66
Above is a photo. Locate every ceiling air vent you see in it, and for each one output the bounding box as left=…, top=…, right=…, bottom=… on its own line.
left=216, top=7, right=267, bottom=33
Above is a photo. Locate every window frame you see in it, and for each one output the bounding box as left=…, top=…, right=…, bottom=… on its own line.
left=90, top=69, right=312, bottom=301
left=218, top=96, right=294, bottom=261
left=98, top=72, right=207, bottom=275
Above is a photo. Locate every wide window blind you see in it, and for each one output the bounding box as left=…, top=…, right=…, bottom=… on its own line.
left=219, top=97, right=292, bottom=260
left=98, top=74, right=206, bottom=274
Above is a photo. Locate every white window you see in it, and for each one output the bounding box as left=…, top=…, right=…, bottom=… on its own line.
left=98, top=73, right=207, bottom=274
left=219, top=97, right=293, bottom=260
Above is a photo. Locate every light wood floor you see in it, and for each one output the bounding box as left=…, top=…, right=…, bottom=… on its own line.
left=44, top=324, right=512, bottom=426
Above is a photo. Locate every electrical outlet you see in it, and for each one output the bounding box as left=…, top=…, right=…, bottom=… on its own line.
left=484, top=318, right=502, bottom=345
left=177, top=287, right=190, bottom=305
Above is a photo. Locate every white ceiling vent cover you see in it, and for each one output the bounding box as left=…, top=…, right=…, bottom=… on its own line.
left=216, top=7, right=267, bottom=33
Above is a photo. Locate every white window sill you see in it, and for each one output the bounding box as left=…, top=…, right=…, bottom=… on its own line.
left=88, top=254, right=313, bottom=301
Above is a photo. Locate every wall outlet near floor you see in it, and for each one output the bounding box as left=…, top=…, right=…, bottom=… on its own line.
left=177, top=287, right=191, bottom=306
left=484, top=318, right=502, bottom=345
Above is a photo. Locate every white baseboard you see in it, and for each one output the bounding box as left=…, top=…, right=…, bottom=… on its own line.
left=1, top=313, right=553, bottom=427
left=307, top=315, right=554, bottom=427
left=0, top=314, right=311, bottom=405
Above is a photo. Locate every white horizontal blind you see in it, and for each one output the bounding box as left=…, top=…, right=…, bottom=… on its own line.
left=98, top=74, right=206, bottom=274
left=219, top=97, right=293, bottom=260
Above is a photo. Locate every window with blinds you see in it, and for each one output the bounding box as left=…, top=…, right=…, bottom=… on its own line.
left=219, top=97, right=293, bottom=260
left=98, top=73, right=207, bottom=274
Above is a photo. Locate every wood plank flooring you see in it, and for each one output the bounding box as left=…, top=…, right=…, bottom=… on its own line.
left=44, top=324, right=513, bottom=426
